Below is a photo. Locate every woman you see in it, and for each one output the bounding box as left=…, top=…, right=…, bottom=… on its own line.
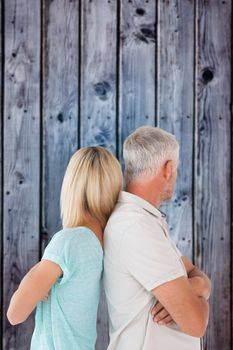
left=7, top=146, right=122, bottom=350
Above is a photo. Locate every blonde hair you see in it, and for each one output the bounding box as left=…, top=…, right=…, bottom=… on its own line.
left=60, top=146, right=122, bottom=229
left=123, top=126, right=179, bottom=183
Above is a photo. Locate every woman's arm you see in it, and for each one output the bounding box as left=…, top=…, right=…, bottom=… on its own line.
left=7, top=260, right=62, bottom=325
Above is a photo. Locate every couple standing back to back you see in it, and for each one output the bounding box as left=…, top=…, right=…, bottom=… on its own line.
left=7, top=126, right=210, bottom=350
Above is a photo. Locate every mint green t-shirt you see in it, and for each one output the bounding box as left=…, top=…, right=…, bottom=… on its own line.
left=30, top=227, right=103, bottom=350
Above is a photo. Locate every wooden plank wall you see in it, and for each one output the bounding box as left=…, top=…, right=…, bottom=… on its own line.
left=1, top=1, right=232, bottom=350
left=158, top=0, right=194, bottom=260
left=42, top=0, right=79, bottom=241
left=194, top=1, right=232, bottom=349
left=0, top=0, right=2, bottom=344
left=3, top=1, right=41, bottom=349
left=119, top=0, right=156, bottom=162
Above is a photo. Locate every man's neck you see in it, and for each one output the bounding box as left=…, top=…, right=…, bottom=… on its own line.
left=126, top=182, right=162, bottom=209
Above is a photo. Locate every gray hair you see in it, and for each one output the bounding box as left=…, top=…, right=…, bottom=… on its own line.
left=123, top=126, right=179, bottom=183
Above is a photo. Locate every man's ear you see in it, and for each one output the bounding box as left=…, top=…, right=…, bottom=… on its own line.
left=163, top=160, right=173, bottom=180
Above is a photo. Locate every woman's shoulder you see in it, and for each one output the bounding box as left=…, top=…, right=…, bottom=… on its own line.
left=43, top=226, right=103, bottom=270
left=51, top=226, right=103, bottom=255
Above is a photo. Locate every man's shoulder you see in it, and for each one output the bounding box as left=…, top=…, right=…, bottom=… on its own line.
left=105, top=201, right=164, bottom=239
left=105, top=202, right=143, bottom=231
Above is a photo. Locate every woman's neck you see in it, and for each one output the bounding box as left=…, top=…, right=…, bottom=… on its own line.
left=82, top=216, right=104, bottom=248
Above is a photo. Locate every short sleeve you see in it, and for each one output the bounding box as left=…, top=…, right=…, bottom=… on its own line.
left=41, top=228, right=103, bottom=286
left=121, top=220, right=186, bottom=291
left=41, top=232, right=71, bottom=285
left=169, top=238, right=183, bottom=258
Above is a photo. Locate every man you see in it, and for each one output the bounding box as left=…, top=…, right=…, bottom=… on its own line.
left=104, top=126, right=211, bottom=350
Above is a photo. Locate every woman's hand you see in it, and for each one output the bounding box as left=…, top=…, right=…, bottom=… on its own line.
left=41, top=293, right=49, bottom=301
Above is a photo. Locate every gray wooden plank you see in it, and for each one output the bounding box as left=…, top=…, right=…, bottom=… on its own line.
left=42, top=0, right=79, bottom=241
left=119, top=0, right=156, bottom=161
left=80, top=1, right=118, bottom=348
left=80, top=0, right=117, bottom=155
left=0, top=0, right=2, bottom=345
left=157, top=0, right=194, bottom=260
left=194, top=1, right=232, bottom=349
left=96, top=288, right=110, bottom=350
left=3, top=0, right=41, bottom=348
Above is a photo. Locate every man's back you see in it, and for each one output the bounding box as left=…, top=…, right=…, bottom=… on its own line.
left=104, top=191, right=201, bottom=350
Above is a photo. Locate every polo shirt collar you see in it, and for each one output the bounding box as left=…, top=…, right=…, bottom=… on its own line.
left=118, top=191, right=167, bottom=219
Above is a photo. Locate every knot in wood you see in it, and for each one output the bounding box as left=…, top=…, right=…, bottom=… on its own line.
left=140, top=25, right=155, bottom=42
left=136, top=8, right=145, bottom=16
left=202, top=68, right=214, bottom=84
left=57, top=112, right=64, bottom=123
left=94, top=81, right=111, bottom=100
left=15, top=171, right=25, bottom=185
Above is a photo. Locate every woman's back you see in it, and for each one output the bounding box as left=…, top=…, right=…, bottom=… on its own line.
left=7, top=146, right=122, bottom=349
left=30, top=227, right=103, bottom=350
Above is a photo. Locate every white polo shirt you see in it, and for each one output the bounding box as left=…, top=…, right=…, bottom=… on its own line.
left=104, top=191, right=201, bottom=350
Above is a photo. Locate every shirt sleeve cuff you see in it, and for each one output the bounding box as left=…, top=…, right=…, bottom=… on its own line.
left=42, top=253, right=70, bottom=285
left=144, top=265, right=186, bottom=292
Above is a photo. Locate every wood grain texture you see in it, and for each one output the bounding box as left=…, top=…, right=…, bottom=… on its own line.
left=80, top=1, right=117, bottom=348
left=3, top=1, right=41, bottom=348
left=0, top=0, right=2, bottom=344
left=42, top=0, right=79, bottom=241
left=157, top=0, right=194, bottom=260
left=119, top=0, right=156, bottom=161
left=95, top=288, right=109, bottom=350
left=0, top=2, right=232, bottom=350
left=80, top=0, right=117, bottom=154
left=194, top=1, right=232, bottom=349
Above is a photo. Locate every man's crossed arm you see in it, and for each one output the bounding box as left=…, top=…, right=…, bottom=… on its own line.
left=151, top=256, right=211, bottom=335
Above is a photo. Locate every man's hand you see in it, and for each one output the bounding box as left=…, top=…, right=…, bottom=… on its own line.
left=188, top=276, right=210, bottom=300
left=151, top=275, right=210, bottom=326
left=152, top=276, right=209, bottom=337
left=151, top=301, right=174, bottom=326
left=182, top=256, right=211, bottom=300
